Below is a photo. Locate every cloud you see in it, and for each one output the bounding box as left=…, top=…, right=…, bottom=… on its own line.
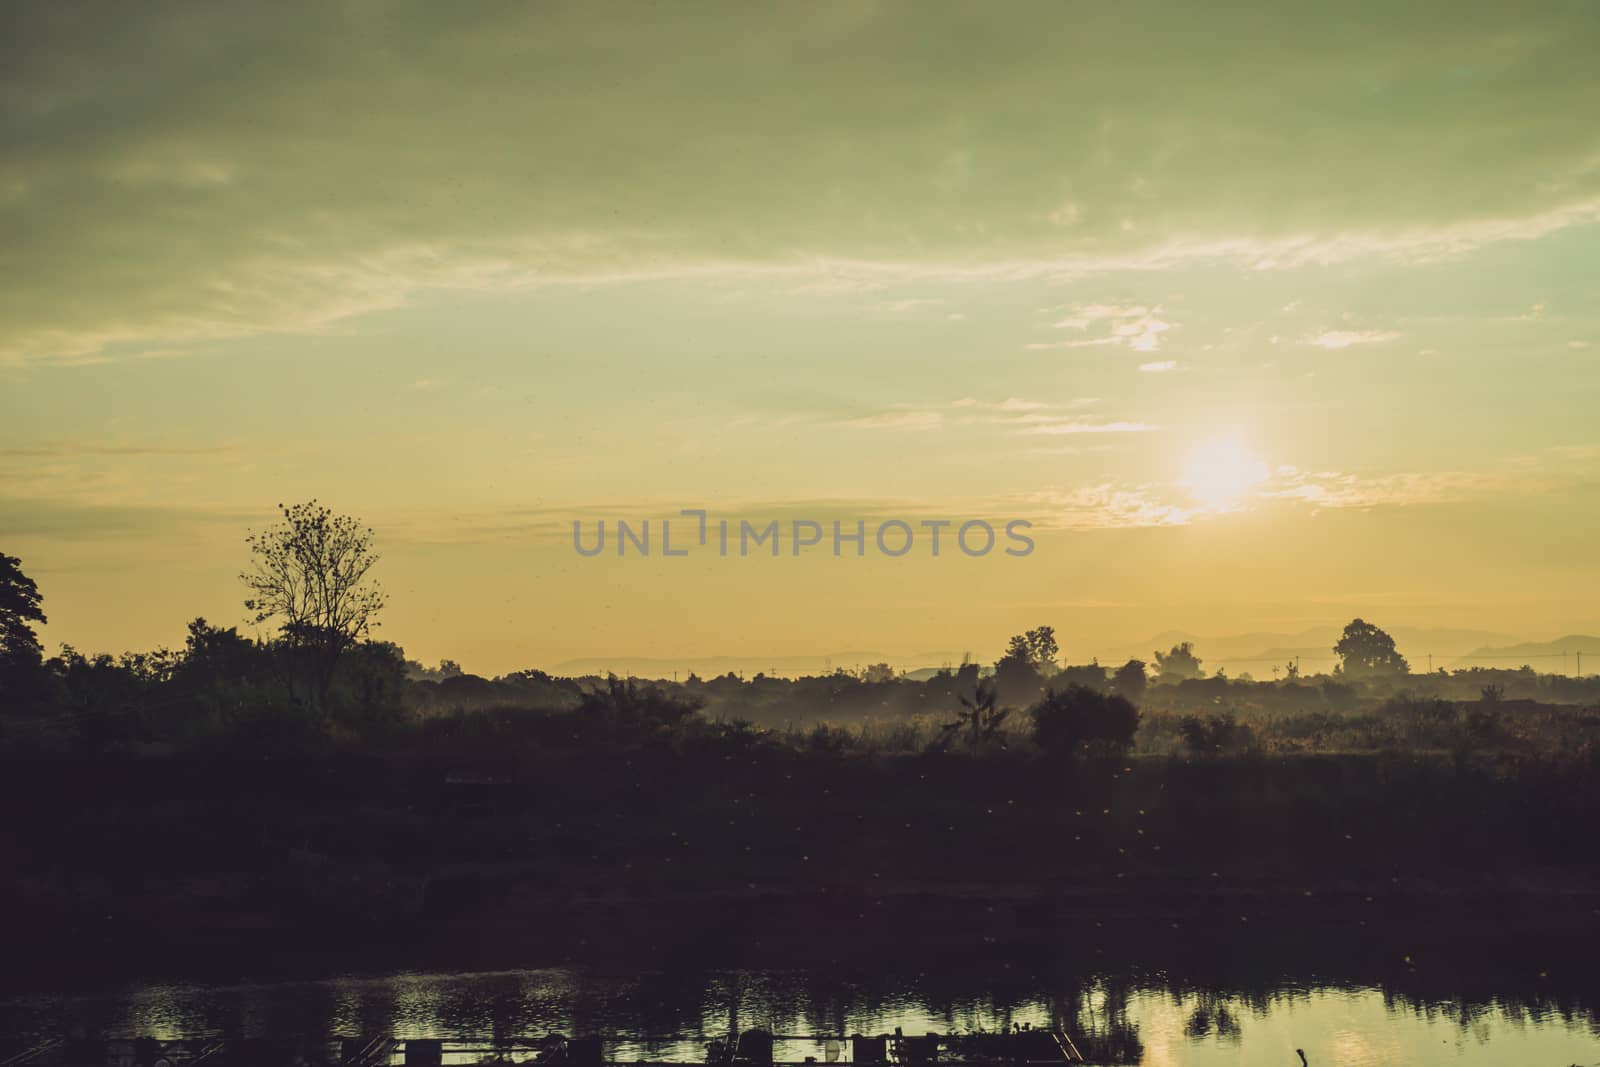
left=1028, top=456, right=1582, bottom=530
left=1046, top=202, right=1083, bottom=227
left=1021, top=454, right=1586, bottom=532
left=1304, top=329, right=1402, bottom=350
left=0, top=497, right=257, bottom=543
left=1052, top=304, right=1150, bottom=331
left=1138, top=360, right=1178, bottom=373
left=829, top=397, right=1125, bottom=436
left=951, top=398, right=1118, bottom=435
left=327, top=454, right=1600, bottom=539
left=1018, top=420, right=1155, bottom=436
left=1122, top=322, right=1171, bottom=352
left=5, top=1, right=1600, bottom=363
left=838, top=410, right=944, bottom=431
left=1262, top=468, right=1547, bottom=509
left=1026, top=336, right=1119, bottom=352
left=1023, top=486, right=1195, bottom=530
left=1034, top=304, right=1176, bottom=353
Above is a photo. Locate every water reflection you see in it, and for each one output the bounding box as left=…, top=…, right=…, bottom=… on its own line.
left=2, top=967, right=1597, bottom=1066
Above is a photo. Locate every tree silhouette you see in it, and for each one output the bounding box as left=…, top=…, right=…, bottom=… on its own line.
left=859, top=662, right=895, bottom=684
left=242, top=501, right=385, bottom=711
left=1006, top=625, right=1060, bottom=674
left=1177, top=711, right=1254, bottom=756
left=941, top=678, right=1011, bottom=754
left=994, top=626, right=1057, bottom=707
left=1333, top=618, right=1409, bottom=679
left=1029, top=685, right=1140, bottom=758
left=1110, top=658, right=1148, bottom=702
left=0, top=552, right=46, bottom=667
left=1153, top=641, right=1203, bottom=682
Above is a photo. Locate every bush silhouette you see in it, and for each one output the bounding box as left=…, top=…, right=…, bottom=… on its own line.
left=1029, top=685, right=1140, bottom=758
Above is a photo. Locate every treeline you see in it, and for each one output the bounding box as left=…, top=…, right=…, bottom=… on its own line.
left=0, top=617, right=1145, bottom=762
left=4, top=524, right=1599, bottom=769
left=4, top=613, right=1600, bottom=776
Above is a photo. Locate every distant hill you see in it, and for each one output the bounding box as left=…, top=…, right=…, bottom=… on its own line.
left=550, top=650, right=970, bottom=681
left=1452, top=635, right=1600, bottom=672
left=902, top=665, right=996, bottom=682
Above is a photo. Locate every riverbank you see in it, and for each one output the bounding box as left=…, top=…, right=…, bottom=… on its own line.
left=3, top=750, right=1596, bottom=991
left=6, top=886, right=1600, bottom=1007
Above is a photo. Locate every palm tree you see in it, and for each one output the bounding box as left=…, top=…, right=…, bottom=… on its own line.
left=942, top=678, right=1010, bottom=754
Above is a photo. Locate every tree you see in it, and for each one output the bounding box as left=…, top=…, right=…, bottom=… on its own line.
left=941, top=678, right=1011, bottom=755
left=1153, top=641, right=1203, bottom=682
left=860, top=662, right=895, bottom=684
left=242, top=501, right=386, bottom=711
left=1058, top=661, right=1109, bottom=691
left=181, top=618, right=260, bottom=678
left=1029, top=685, right=1141, bottom=758
left=1005, top=626, right=1060, bottom=674
left=175, top=617, right=268, bottom=699
left=334, top=640, right=409, bottom=733
left=0, top=552, right=48, bottom=709
left=993, top=650, right=1041, bottom=709
left=993, top=625, right=1058, bottom=707
left=1111, top=658, right=1148, bottom=702
left=572, top=675, right=702, bottom=747
left=0, top=552, right=46, bottom=667
left=1333, top=618, right=1409, bottom=679
left=1177, top=712, right=1255, bottom=757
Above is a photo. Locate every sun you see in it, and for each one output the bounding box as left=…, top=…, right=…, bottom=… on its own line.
left=1179, top=437, right=1269, bottom=508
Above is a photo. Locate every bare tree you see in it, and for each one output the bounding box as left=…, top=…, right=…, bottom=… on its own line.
left=242, top=501, right=385, bottom=710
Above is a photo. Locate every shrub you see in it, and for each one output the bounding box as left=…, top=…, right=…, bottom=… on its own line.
left=1176, top=712, right=1256, bottom=756
left=1029, top=685, right=1140, bottom=758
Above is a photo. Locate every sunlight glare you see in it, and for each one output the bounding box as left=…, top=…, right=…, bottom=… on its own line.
left=1180, top=437, right=1270, bottom=507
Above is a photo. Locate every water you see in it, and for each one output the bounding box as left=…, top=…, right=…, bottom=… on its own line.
left=3, top=966, right=1597, bottom=1067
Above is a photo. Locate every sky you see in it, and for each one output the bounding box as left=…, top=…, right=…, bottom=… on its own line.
left=2, top=1, right=1598, bottom=676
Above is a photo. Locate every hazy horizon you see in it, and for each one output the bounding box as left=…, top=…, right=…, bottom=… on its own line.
left=526, top=620, right=1600, bottom=681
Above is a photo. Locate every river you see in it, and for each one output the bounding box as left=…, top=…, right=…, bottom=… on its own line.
left=3, top=962, right=1597, bottom=1066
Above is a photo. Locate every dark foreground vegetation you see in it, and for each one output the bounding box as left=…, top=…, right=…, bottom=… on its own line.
left=3, top=649, right=1598, bottom=987
left=3, top=524, right=1599, bottom=988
